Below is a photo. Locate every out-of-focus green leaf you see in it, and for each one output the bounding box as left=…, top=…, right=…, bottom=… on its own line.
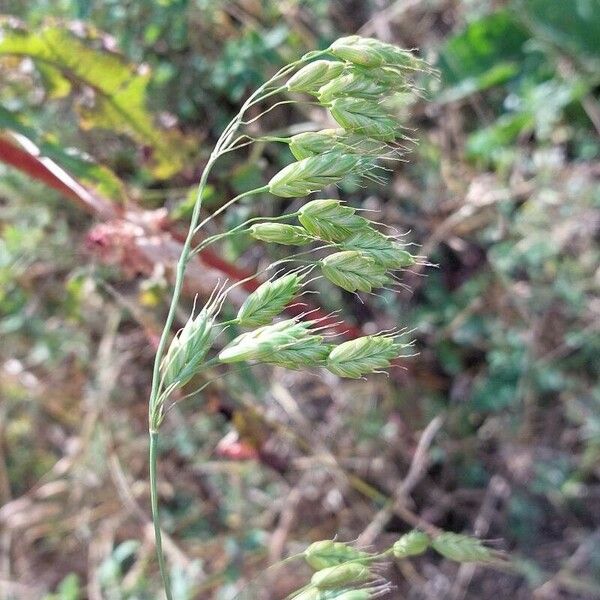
left=437, top=11, right=529, bottom=93
left=36, top=62, right=72, bottom=99
left=466, top=112, right=534, bottom=162
left=0, top=21, right=189, bottom=179
left=437, top=62, right=520, bottom=103
left=0, top=105, right=125, bottom=200
left=517, top=0, right=600, bottom=68
left=466, top=78, right=588, bottom=165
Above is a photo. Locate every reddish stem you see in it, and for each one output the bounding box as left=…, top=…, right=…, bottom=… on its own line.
left=0, top=134, right=360, bottom=337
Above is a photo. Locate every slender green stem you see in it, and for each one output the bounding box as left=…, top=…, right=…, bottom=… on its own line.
left=147, top=53, right=319, bottom=599
left=192, top=212, right=299, bottom=255
left=148, top=152, right=217, bottom=599
left=193, top=185, right=268, bottom=234
left=149, top=432, right=171, bottom=599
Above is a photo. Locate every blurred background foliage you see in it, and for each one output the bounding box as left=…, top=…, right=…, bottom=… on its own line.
left=0, top=0, right=599, bottom=598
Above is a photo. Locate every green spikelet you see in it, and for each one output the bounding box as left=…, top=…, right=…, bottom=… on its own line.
left=330, top=97, right=398, bottom=141
left=340, top=229, right=416, bottom=269
left=327, top=335, right=405, bottom=379
left=329, top=36, right=430, bottom=72
left=237, top=273, right=303, bottom=327
left=292, top=586, right=388, bottom=600
left=311, top=563, right=374, bottom=590
left=392, top=530, right=431, bottom=558
left=431, top=533, right=498, bottom=563
left=305, top=540, right=372, bottom=570
left=318, top=71, right=389, bottom=103
left=299, top=199, right=370, bottom=242
left=286, top=60, right=345, bottom=94
left=289, top=130, right=341, bottom=160
left=249, top=223, right=313, bottom=246
left=161, top=303, right=217, bottom=389
left=288, top=129, right=386, bottom=161
left=268, top=152, right=363, bottom=198
left=218, top=319, right=329, bottom=370
left=320, top=251, right=389, bottom=293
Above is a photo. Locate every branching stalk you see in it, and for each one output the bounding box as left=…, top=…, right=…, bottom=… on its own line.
left=146, top=37, right=433, bottom=599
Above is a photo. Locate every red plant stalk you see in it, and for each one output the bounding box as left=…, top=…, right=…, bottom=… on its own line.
left=0, top=133, right=360, bottom=337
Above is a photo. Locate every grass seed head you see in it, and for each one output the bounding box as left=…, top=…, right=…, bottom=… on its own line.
left=311, top=563, right=375, bottom=590
left=286, top=59, right=345, bottom=94
left=218, top=318, right=328, bottom=369
left=341, top=229, right=416, bottom=269
left=289, top=129, right=387, bottom=161
left=289, top=129, right=342, bottom=160
left=329, top=36, right=388, bottom=67
left=326, top=334, right=404, bottom=379
left=249, top=223, right=313, bottom=246
left=392, top=530, right=431, bottom=558
left=237, top=273, right=303, bottom=327
left=318, top=71, right=389, bottom=104
left=431, top=533, right=498, bottom=563
left=305, top=540, right=372, bottom=571
left=268, top=151, right=363, bottom=198
left=330, top=36, right=429, bottom=73
left=299, top=199, right=371, bottom=242
left=330, top=97, right=398, bottom=141
left=320, top=251, right=389, bottom=293
left=161, top=298, right=220, bottom=388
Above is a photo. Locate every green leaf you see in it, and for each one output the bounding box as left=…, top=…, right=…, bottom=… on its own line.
left=0, top=21, right=189, bottom=179
left=437, top=11, right=529, bottom=97
left=0, top=105, right=125, bottom=200
left=36, top=62, right=72, bottom=99
left=517, top=0, right=600, bottom=68
left=466, top=112, right=534, bottom=162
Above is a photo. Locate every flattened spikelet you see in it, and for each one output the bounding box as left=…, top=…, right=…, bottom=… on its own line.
left=299, top=199, right=370, bottom=242
left=392, top=530, right=431, bottom=558
left=320, top=251, right=389, bottom=293
left=327, top=334, right=404, bottom=378
left=268, top=152, right=362, bottom=198
left=318, top=71, right=389, bottom=103
left=311, top=563, right=375, bottom=590
left=289, top=129, right=387, bottom=161
left=431, top=533, right=499, bottom=563
left=249, top=223, right=313, bottom=246
left=286, top=59, right=345, bottom=94
left=340, top=229, right=416, bottom=269
left=161, top=304, right=217, bottom=388
left=237, top=273, right=303, bottom=327
left=329, top=36, right=431, bottom=73
left=330, top=97, right=398, bottom=141
left=218, top=319, right=329, bottom=369
left=305, top=540, right=372, bottom=570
